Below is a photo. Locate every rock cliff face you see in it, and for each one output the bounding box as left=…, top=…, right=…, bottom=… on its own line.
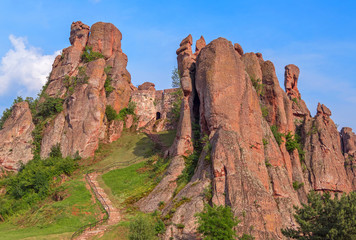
left=139, top=36, right=356, bottom=239
left=0, top=102, right=34, bottom=170
left=40, top=21, right=135, bottom=159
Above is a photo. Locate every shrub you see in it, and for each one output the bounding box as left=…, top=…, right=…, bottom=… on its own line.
left=171, top=89, right=183, bottom=123
left=154, top=219, right=166, bottom=234
left=81, top=46, right=104, bottom=63
left=292, top=181, right=304, bottom=190
left=0, top=155, right=78, bottom=220
left=174, top=152, right=199, bottom=196
left=104, top=66, right=114, bottom=95
left=270, top=125, right=283, bottom=146
left=105, top=105, right=118, bottom=122
left=128, top=215, right=157, bottom=240
left=250, top=77, right=264, bottom=96
left=285, top=131, right=299, bottom=152
left=260, top=105, right=268, bottom=119
left=35, top=95, right=64, bottom=120
left=49, top=143, right=62, bottom=158
left=282, top=191, right=356, bottom=239
left=196, top=204, right=240, bottom=240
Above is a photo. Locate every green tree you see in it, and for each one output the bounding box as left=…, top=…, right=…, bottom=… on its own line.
left=196, top=204, right=239, bottom=240
left=281, top=191, right=356, bottom=239
left=171, top=67, right=181, bottom=88
left=128, top=215, right=157, bottom=240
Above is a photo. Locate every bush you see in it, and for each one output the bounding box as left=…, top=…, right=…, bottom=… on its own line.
left=285, top=132, right=299, bottom=152
left=282, top=191, right=356, bottom=239
left=292, top=181, right=304, bottom=190
left=196, top=204, right=239, bottom=240
left=36, top=95, right=64, bottom=120
left=250, top=77, right=264, bottom=96
left=104, top=65, right=114, bottom=95
left=105, top=105, right=118, bottom=122
left=0, top=155, right=78, bottom=220
left=81, top=46, right=104, bottom=63
left=174, top=152, right=199, bottom=196
left=128, top=215, right=157, bottom=240
left=270, top=125, right=283, bottom=146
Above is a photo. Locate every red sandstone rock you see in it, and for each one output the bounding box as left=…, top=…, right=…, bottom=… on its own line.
left=302, top=104, right=352, bottom=193
left=234, top=43, right=244, bottom=56
left=87, top=22, right=122, bottom=58
left=138, top=82, right=155, bottom=91
left=284, top=64, right=300, bottom=99
left=195, top=36, right=206, bottom=54
left=341, top=127, right=356, bottom=157
left=0, top=102, right=34, bottom=171
left=69, top=21, right=90, bottom=48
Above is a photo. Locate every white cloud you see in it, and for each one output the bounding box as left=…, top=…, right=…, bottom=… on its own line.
left=0, top=35, right=60, bottom=96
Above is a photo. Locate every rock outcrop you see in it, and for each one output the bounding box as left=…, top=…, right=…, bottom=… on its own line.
left=0, top=102, right=34, bottom=170
left=40, top=21, right=134, bottom=159
left=139, top=36, right=356, bottom=240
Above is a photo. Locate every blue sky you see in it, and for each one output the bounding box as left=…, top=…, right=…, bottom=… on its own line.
left=0, top=0, right=355, bottom=130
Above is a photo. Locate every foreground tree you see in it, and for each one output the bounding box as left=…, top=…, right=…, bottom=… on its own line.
left=196, top=204, right=254, bottom=240
left=282, top=191, right=356, bottom=240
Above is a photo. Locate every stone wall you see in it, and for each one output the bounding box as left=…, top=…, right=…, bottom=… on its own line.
left=131, top=82, right=180, bottom=132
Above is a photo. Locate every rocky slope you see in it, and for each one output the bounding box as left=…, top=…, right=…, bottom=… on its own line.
left=0, top=21, right=355, bottom=239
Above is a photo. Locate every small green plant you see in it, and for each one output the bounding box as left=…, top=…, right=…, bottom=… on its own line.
left=204, top=184, right=213, bottom=202
left=285, top=131, right=300, bottom=153
left=270, top=125, right=283, bottom=146
left=265, top=159, right=272, bottom=167
left=262, top=138, right=268, bottom=147
left=292, top=181, right=304, bottom=190
left=176, top=223, right=185, bottom=229
left=104, top=65, right=114, bottom=95
left=250, top=77, right=264, bottom=96
left=260, top=105, right=269, bottom=118
left=171, top=89, right=183, bottom=123
left=173, top=152, right=199, bottom=196
left=81, top=46, right=105, bottom=63
left=154, top=218, right=166, bottom=234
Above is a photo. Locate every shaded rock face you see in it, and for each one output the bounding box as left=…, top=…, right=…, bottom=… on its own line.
left=131, top=87, right=180, bottom=132
left=40, top=21, right=134, bottom=159
left=0, top=102, right=34, bottom=171
left=139, top=36, right=356, bottom=240
left=302, top=104, right=352, bottom=193
left=341, top=127, right=356, bottom=158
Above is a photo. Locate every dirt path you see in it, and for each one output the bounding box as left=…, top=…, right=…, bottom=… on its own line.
left=74, top=172, right=121, bottom=240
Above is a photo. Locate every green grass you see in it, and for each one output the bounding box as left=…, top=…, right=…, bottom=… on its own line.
left=102, top=161, right=155, bottom=206
left=0, top=178, right=102, bottom=240
left=156, top=130, right=176, bottom=149
left=88, top=131, right=155, bottom=170
left=0, top=131, right=163, bottom=239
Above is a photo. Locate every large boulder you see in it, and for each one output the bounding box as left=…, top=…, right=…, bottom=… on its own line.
left=0, top=102, right=34, bottom=170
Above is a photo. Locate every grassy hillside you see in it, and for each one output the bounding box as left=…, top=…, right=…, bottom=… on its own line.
left=0, top=130, right=175, bottom=239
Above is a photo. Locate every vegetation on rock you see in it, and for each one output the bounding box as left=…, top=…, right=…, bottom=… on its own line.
left=81, top=46, right=105, bottom=63
left=196, top=204, right=254, bottom=240
left=282, top=191, right=356, bottom=239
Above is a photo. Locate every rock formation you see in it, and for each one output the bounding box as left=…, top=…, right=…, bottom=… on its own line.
left=139, top=36, right=356, bottom=240
left=0, top=21, right=355, bottom=239
left=38, top=21, right=136, bottom=159
left=0, top=102, right=34, bottom=170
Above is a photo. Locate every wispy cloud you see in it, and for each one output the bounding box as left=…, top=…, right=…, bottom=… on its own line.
left=0, top=35, right=60, bottom=97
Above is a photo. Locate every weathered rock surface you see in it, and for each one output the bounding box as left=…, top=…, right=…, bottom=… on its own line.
left=131, top=87, right=180, bottom=132
left=284, top=64, right=300, bottom=99
left=341, top=127, right=356, bottom=157
left=0, top=102, right=34, bottom=170
left=40, top=21, right=134, bottom=159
